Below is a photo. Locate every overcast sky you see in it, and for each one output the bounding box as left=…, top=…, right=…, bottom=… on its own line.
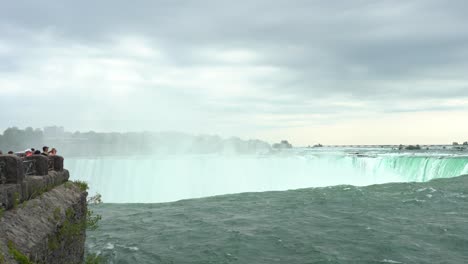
left=1, top=0, right=468, bottom=145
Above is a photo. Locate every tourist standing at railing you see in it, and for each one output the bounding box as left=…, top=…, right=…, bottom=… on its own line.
left=49, top=148, right=57, bottom=156
left=41, top=146, right=49, bottom=156
left=25, top=149, right=33, bottom=157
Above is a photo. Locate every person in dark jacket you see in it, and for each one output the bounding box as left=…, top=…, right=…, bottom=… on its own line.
left=41, top=146, right=49, bottom=156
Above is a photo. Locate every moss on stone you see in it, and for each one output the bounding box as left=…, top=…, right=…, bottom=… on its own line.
left=13, top=192, right=20, bottom=209
left=20, top=200, right=28, bottom=209
left=53, top=207, right=61, bottom=222
left=47, top=234, right=59, bottom=251
left=0, top=251, right=5, bottom=264
left=63, top=181, right=73, bottom=189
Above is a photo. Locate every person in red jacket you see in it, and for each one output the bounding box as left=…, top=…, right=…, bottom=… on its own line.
left=25, top=149, right=33, bottom=157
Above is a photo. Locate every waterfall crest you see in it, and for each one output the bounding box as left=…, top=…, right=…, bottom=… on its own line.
left=67, top=152, right=468, bottom=203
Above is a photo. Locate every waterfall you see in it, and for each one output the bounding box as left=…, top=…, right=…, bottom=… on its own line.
left=66, top=152, right=468, bottom=203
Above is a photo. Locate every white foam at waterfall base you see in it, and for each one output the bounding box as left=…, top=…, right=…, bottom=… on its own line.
left=66, top=150, right=468, bottom=203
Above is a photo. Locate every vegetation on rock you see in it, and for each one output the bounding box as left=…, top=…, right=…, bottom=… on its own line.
left=74, top=181, right=89, bottom=192
left=85, top=253, right=105, bottom=264
left=7, top=241, right=32, bottom=264
left=12, top=192, right=20, bottom=209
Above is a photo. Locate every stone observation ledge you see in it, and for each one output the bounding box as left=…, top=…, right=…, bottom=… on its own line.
left=0, top=154, right=69, bottom=211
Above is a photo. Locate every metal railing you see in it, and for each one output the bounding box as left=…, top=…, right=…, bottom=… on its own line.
left=1, top=157, right=60, bottom=180
left=23, top=160, right=37, bottom=176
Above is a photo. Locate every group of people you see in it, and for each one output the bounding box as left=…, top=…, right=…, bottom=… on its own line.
left=0, top=146, right=58, bottom=157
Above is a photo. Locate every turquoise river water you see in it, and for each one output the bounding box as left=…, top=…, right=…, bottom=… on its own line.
left=66, top=148, right=468, bottom=263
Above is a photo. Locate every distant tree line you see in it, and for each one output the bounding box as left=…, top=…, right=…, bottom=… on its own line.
left=0, top=126, right=272, bottom=157
left=0, top=127, right=45, bottom=153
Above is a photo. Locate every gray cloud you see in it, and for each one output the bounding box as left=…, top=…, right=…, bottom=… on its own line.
left=1, top=0, right=468, bottom=143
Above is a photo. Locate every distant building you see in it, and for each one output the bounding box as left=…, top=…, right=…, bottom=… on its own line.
left=43, top=126, right=65, bottom=140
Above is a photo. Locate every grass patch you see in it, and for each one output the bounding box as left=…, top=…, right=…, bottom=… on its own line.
left=0, top=207, right=4, bottom=218
left=12, top=192, right=20, bottom=208
left=12, top=192, right=20, bottom=209
left=7, top=241, right=32, bottom=264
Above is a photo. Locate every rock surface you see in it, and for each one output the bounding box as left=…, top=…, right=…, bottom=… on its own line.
left=0, top=183, right=87, bottom=264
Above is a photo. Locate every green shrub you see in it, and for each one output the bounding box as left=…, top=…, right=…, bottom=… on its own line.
left=87, top=194, right=102, bottom=205
left=74, top=181, right=89, bottom=192
left=85, top=253, right=105, bottom=264
left=86, top=209, right=102, bottom=231
left=86, top=193, right=102, bottom=231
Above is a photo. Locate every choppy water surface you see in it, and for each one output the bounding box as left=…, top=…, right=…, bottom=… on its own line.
left=87, top=175, right=468, bottom=264
left=76, top=148, right=468, bottom=263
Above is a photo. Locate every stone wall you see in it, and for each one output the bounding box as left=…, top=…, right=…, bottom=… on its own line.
left=0, top=155, right=68, bottom=210
left=0, top=155, right=87, bottom=264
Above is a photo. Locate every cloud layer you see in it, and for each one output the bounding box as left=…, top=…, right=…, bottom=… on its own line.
left=1, top=0, right=468, bottom=144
